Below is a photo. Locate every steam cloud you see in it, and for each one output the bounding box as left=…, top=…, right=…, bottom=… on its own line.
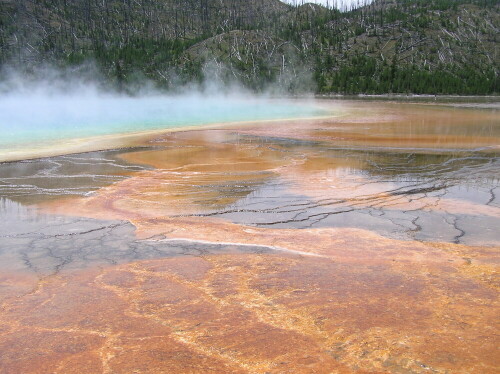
left=0, top=64, right=322, bottom=156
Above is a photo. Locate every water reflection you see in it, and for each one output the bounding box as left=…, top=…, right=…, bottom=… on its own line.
left=0, top=99, right=498, bottom=374
left=0, top=149, right=151, bottom=204
left=143, top=134, right=498, bottom=245
left=0, top=197, right=291, bottom=275
left=1, top=100, right=499, bottom=274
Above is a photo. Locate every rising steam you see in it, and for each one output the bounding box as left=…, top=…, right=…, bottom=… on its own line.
left=0, top=64, right=324, bottom=161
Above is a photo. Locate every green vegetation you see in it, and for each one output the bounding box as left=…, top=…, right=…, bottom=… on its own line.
left=0, top=0, right=498, bottom=94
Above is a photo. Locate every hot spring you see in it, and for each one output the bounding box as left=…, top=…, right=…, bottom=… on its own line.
left=0, top=93, right=328, bottom=160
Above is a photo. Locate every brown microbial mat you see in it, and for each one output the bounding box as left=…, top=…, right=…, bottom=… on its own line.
left=0, top=100, right=499, bottom=373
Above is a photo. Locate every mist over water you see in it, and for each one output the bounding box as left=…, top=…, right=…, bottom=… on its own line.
left=0, top=68, right=325, bottom=152
left=0, top=93, right=323, bottom=147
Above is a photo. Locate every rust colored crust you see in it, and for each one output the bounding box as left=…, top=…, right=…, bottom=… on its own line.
left=0, top=248, right=498, bottom=374
left=39, top=100, right=500, bottom=224
left=5, top=101, right=497, bottom=373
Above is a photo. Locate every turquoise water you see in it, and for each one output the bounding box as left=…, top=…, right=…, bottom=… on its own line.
left=0, top=94, right=326, bottom=150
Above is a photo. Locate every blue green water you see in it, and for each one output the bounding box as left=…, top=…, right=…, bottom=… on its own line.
left=0, top=94, right=326, bottom=150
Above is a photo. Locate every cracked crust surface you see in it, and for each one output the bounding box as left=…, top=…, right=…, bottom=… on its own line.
left=0, top=100, right=499, bottom=373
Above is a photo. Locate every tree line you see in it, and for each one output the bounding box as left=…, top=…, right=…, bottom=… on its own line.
left=0, top=0, right=498, bottom=94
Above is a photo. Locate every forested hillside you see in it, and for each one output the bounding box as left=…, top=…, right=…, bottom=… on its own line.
left=0, top=0, right=498, bottom=94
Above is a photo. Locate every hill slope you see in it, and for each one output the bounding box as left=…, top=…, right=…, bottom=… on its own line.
left=0, top=0, right=498, bottom=94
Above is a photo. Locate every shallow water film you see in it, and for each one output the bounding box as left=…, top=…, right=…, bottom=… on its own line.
left=0, top=100, right=499, bottom=373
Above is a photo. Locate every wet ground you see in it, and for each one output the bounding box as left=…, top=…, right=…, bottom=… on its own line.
left=0, top=100, right=499, bottom=373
